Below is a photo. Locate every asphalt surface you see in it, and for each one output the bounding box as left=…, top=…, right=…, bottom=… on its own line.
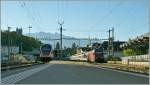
left=1, top=62, right=149, bottom=84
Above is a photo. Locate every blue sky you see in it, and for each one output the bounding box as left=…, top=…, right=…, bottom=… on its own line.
left=1, top=0, right=149, bottom=41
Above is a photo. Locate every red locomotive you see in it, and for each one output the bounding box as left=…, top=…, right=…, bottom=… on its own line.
left=87, top=47, right=105, bottom=63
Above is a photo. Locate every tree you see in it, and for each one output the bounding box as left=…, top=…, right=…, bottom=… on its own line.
left=71, top=42, right=77, bottom=55
left=53, top=42, right=60, bottom=58
left=123, top=48, right=136, bottom=56
left=72, top=42, right=76, bottom=49
left=1, top=31, right=42, bottom=52
left=55, top=42, right=60, bottom=50
left=53, top=50, right=60, bottom=58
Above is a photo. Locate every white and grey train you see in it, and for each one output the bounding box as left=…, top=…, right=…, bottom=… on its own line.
left=40, top=44, right=53, bottom=62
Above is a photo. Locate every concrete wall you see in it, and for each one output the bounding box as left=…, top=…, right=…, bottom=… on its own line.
left=108, top=61, right=149, bottom=67
left=108, top=55, right=149, bottom=67
left=121, top=54, right=148, bottom=62
left=1, top=46, right=19, bottom=55
left=1, top=46, right=19, bottom=63
left=107, top=61, right=122, bottom=64
left=129, top=62, right=149, bottom=67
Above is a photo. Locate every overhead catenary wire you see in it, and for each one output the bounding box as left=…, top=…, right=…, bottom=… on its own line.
left=18, top=1, right=40, bottom=33
left=83, top=1, right=124, bottom=41
left=57, top=1, right=64, bottom=23
left=29, top=3, right=45, bottom=32
left=18, top=1, right=34, bottom=28
left=25, top=2, right=40, bottom=32
left=89, top=1, right=147, bottom=41
left=90, top=1, right=123, bottom=29
left=57, top=1, right=60, bottom=22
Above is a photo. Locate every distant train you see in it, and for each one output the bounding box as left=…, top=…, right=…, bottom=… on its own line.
left=40, top=44, right=53, bottom=62
left=87, top=47, right=105, bottom=63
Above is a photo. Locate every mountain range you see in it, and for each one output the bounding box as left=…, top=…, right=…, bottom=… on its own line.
left=25, top=32, right=101, bottom=49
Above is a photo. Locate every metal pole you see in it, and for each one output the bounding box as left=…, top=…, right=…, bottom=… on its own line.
left=20, top=27, right=23, bottom=54
left=29, top=26, right=32, bottom=37
left=58, top=21, right=64, bottom=60
left=60, top=25, right=62, bottom=60
left=108, top=29, right=111, bottom=57
left=7, top=27, right=11, bottom=70
left=112, top=27, right=114, bottom=56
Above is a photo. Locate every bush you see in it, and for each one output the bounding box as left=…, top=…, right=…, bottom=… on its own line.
left=123, top=48, right=136, bottom=56
left=106, top=56, right=121, bottom=61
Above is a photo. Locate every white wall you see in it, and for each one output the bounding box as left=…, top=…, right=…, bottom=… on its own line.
left=1, top=46, right=19, bottom=62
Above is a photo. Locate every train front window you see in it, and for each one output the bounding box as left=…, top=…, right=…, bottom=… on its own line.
left=42, top=50, right=50, bottom=54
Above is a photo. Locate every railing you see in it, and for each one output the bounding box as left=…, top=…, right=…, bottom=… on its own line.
left=107, top=55, right=149, bottom=74
left=121, top=54, right=149, bottom=62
